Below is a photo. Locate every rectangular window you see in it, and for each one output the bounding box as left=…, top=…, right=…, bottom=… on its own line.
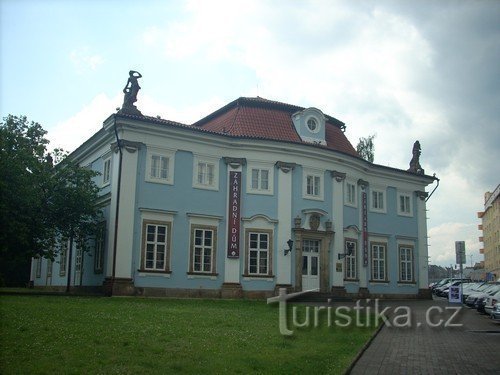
left=399, top=246, right=413, bottom=282
left=35, top=257, right=42, bottom=278
left=251, top=168, right=269, bottom=191
left=94, top=222, right=106, bottom=274
left=191, top=227, right=216, bottom=273
left=150, top=154, right=169, bottom=180
left=306, top=175, right=321, bottom=196
left=197, top=162, right=215, bottom=186
left=371, top=243, right=387, bottom=281
left=141, top=221, right=170, bottom=272
left=245, top=230, right=273, bottom=276
left=371, top=190, right=385, bottom=211
left=102, top=158, right=111, bottom=185
left=398, top=193, right=413, bottom=216
left=59, top=240, right=68, bottom=276
left=344, top=240, right=357, bottom=280
left=146, top=148, right=175, bottom=185
left=346, top=182, right=356, bottom=205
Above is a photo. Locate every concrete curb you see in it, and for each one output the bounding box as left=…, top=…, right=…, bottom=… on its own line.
left=343, top=319, right=386, bottom=375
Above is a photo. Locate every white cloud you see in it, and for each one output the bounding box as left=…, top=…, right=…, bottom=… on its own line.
left=69, top=47, right=104, bottom=74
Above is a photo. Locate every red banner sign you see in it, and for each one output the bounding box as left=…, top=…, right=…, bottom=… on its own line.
left=227, top=171, right=241, bottom=258
left=362, top=191, right=368, bottom=266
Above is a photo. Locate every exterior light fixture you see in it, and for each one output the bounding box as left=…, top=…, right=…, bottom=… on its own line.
left=284, top=239, right=294, bottom=256
left=338, top=242, right=354, bottom=260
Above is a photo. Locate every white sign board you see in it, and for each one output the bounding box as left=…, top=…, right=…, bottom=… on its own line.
left=448, top=285, right=462, bottom=303
left=455, top=241, right=466, bottom=264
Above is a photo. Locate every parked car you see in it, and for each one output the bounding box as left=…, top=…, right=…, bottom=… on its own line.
left=463, top=282, right=489, bottom=304
left=484, top=290, right=500, bottom=316
left=491, top=303, right=500, bottom=322
left=465, top=283, right=500, bottom=308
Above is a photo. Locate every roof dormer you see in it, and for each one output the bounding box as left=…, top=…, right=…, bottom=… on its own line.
left=291, top=107, right=326, bottom=145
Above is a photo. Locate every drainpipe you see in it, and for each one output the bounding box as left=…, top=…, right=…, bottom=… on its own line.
left=425, top=177, right=440, bottom=202
left=109, top=118, right=123, bottom=296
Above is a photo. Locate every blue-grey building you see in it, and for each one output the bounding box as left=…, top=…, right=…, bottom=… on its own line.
left=31, top=97, right=436, bottom=298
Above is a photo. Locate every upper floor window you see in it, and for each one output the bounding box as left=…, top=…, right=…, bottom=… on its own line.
left=370, top=188, right=386, bottom=213
left=247, top=164, right=274, bottom=195
left=345, top=182, right=356, bottom=206
left=193, top=156, right=219, bottom=190
left=307, top=117, right=318, bottom=132
left=102, top=158, right=111, bottom=186
left=303, top=169, right=324, bottom=200
left=398, top=193, right=413, bottom=216
left=146, top=147, right=175, bottom=185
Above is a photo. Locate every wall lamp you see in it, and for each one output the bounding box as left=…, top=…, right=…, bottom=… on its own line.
left=284, top=239, right=294, bottom=256
left=338, top=242, right=354, bottom=260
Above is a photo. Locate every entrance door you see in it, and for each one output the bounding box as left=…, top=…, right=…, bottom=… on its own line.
left=302, top=239, right=320, bottom=290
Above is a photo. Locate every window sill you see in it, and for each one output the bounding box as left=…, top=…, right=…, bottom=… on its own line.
left=369, top=209, right=387, bottom=214
left=242, top=274, right=275, bottom=282
left=344, top=202, right=357, bottom=208
left=369, top=280, right=390, bottom=285
left=247, top=190, right=273, bottom=196
left=344, top=279, right=359, bottom=283
left=193, top=185, right=219, bottom=192
left=187, top=272, right=218, bottom=280
left=137, top=270, right=172, bottom=278
left=397, top=212, right=413, bottom=218
left=303, top=195, right=324, bottom=201
left=145, top=178, right=173, bottom=185
left=397, top=281, right=416, bottom=285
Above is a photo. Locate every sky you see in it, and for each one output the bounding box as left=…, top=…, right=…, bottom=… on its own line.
left=1, top=0, right=499, bottom=268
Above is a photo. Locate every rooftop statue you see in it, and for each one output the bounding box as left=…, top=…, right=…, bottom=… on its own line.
left=119, top=70, right=142, bottom=115
left=408, top=140, right=425, bottom=175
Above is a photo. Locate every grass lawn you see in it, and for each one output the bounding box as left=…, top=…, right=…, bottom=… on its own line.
left=0, top=295, right=377, bottom=374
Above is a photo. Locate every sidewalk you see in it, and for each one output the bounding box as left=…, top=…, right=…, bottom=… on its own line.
left=349, top=298, right=500, bottom=374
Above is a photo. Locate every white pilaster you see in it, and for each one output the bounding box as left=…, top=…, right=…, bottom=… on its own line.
left=276, top=164, right=293, bottom=285
left=416, top=192, right=429, bottom=289
left=107, top=141, right=140, bottom=279
left=332, top=171, right=345, bottom=287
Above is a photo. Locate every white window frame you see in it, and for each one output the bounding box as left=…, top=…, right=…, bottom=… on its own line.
left=371, top=243, right=387, bottom=281
left=247, top=163, right=274, bottom=195
left=35, top=256, right=42, bottom=278
left=397, top=192, right=413, bottom=217
left=141, top=220, right=171, bottom=272
left=145, top=147, right=175, bottom=185
left=370, top=187, right=386, bottom=213
left=59, top=239, right=68, bottom=276
left=345, top=181, right=357, bottom=207
left=190, top=226, right=216, bottom=274
left=193, top=155, right=219, bottom=191
left=399, top=245, right=414, bottom=282
left=344, top=239, right=357, bottom=280
left=102, top=157, right=111, bottom=186
left=246, top=230, right=272, bottom=276
left=303, top=168, right=324, bottom=201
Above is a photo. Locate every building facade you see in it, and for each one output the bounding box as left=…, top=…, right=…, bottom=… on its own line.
left=31, top=97, right=436, bottom=298
left=478, top=184, right=500, bottom=281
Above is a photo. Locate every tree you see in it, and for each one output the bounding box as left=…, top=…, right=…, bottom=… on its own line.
left=0, top=115, right=101, bottom=286
left=356, top=134, right=376, bottom=163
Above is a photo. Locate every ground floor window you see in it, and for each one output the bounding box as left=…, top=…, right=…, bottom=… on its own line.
left=141, top=220, right=171, bottom=272
left=399, top=245, right=414, bottom=282
left=371, top=243, right=387, bottom=281
left=344, top=239, right=357, bottom=280
left=189, top=225, right=217, bottom=274
left=59, top=240, right=68, bottom=276
left=244, top=229, right=273, bottom=276
left=35, top=257, right=42, bottom=278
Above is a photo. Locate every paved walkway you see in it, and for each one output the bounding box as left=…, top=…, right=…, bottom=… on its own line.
left=350, top=298, right=500, bottom=374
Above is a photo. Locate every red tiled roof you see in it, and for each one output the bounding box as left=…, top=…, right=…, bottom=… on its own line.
left=192, top=97, right=359, bottom=157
